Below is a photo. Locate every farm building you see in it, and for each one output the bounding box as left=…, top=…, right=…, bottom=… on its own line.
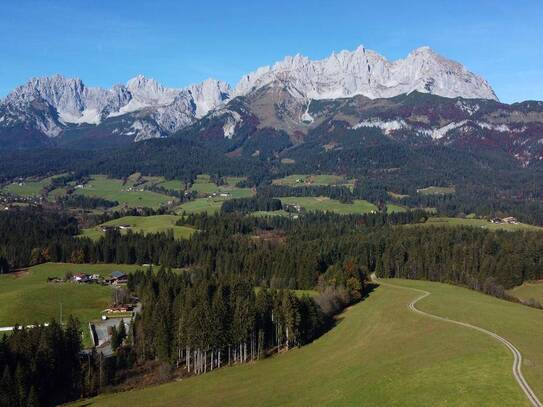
left=110, top=271, right=128, bottom=285
left=73, top=273, right=89, bottom=283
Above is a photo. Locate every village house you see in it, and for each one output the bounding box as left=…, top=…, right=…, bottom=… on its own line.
left=502, top=216, right=519, bottom=225
left=109, top=271, right=128, bottom=285
left=103, top=305, right=134, bottom=314
left=489, top=216, right=519, bottom=225
left=100, top=225, right=117, bottom=233
left=73, top=273, right=89, bottom=283
left=284, top=203, right=303, bottom=213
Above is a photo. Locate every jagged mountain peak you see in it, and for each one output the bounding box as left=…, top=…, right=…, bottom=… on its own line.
left=187, top=78, right=232, bottom=118
left=233, top=45, right=498, bottom=101
left=6, top=74, right=85, bottom=105
left=126, top=75, right=177, bottom=98
left=0, top=74, right=233, bottom=140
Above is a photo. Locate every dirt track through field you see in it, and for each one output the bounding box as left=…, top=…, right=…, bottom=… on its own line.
left=372, top=275, right=543, bottom=407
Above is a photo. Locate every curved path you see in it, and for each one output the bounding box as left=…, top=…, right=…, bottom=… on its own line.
left=372, top=275, right=542, bottom=407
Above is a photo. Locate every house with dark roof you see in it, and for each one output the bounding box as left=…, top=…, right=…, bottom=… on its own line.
left=110, top=271, right=128, bottom=285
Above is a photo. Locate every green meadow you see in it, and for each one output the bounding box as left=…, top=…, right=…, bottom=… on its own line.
left=507, top=282, right=543, bottom=304
left=386, top=203, right=408, bottom=213
left=280, top=196, right=377, bottom=215
left=79, top=215, right=196, bottom=240
left=189, top=174, right=253, bottom=198
left=73, top=175, right=173, bottom=209
left=417, top=186, right=456, bottom=195
left=272, top=174, right=353, bottom=188
left=388, top=191, right=410, bottom=199
left=177, top=197, right=227, bottom=214
left=0, top=263, right=147, bottom=328
left=71, top=278, right=541, bottom=406
left=1, top=175, right=57, bottom=196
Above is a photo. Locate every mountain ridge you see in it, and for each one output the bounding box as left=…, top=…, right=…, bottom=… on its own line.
left=2, top=44, right=540, bottom=159
left=234, top=45, right=497, bottom=101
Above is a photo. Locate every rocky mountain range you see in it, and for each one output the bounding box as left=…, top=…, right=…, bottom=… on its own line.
left=0, top=74, right=230, bottom=144
left=1, top=44, right=542, bottom=165
left=233, top=46, right=497, bottom=101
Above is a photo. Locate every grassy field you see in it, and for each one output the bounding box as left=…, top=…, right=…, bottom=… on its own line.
left=386, top=203, right=408, bottom=213
left=1, top=176, right=56, bottom=196
left=156, top=179, right=186, bottom=191
left=383, top=278, right=543, bottom=402
left=507, top=282, right=543, bottom=304
left=280, top=196, right=377, bottom=215
left=71, top=278, right=540, bottom=406
left=272, top=174, right=353, bottom=188
left=47, top=187, right=69, bottom=202
left=177, top=197, right=227, bottom=214
left=388, top=191, right=409, bottom=199
left=188, top=174, right=253, bottom=198
left=415, top=217, right=543, bottom=232
left=417, top=186, right=456, bottom=195
left=79, top=215, right=196, bottom=240
left=73, top=175, right=173, bottom=209
left=0, top=263, right=147, bottom=328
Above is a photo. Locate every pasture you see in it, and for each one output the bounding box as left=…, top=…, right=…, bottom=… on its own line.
left=73, top=175, right=173, bottom=209
left=79, top=215, right=196, bottom=240
left=177, top=197, right=226, bottom=214
left=388, top=191, right=409, bottom=199
left=71, top=279, right=541, bottom=406
left=280, top=196, right=377, bottom=215
left=386, top=203, right=408, bottom=213
left=417, top=186, right=456, bottom=195
left=507, top=282, right=543, bottom=304
left=272, top=174, right=353, bottom=188
left=0, top=263, right=146, bottom=329
left=1, top=175, right=56, bottom=196
left=189, top=174, right=253, bottom=198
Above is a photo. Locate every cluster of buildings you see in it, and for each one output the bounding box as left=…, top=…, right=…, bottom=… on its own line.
left=102, top=304, right=135, bottom=314
left=121, top=186, right=145, bottom=192
left=100, top=224, right=131, bottom=233
left=284, top=203, right=303, bottom=213
left=294, top=177, right=313, bottom=185
left=0, top=193, right=43, bottom=208
left=211, top=191, right=231, bottom=198
left=489, top=216, right=520, bottom=225
left=49, top=271, right=128, bottom=286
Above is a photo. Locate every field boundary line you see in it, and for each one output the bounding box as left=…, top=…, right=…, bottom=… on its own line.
left=372, top=274, right=542, bottom=407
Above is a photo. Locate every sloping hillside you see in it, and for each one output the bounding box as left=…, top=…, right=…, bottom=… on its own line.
left=71, top=279, right=541, bottom=406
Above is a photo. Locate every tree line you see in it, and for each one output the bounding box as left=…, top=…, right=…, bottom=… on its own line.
left=2, top=208, right=541, bottom=296
left=373, top=226, right=543, bottom=295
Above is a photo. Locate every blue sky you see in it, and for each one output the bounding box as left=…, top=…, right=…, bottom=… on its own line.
left=1, top=0, right=542, bottom=103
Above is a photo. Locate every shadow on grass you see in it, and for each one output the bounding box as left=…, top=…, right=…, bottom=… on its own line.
left=362, top=282, right=379, bottom=300
left=317, top=281, right=380, bottom=340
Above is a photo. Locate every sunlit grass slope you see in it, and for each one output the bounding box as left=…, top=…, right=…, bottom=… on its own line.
left=71, top=279, right=537, bottom=406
